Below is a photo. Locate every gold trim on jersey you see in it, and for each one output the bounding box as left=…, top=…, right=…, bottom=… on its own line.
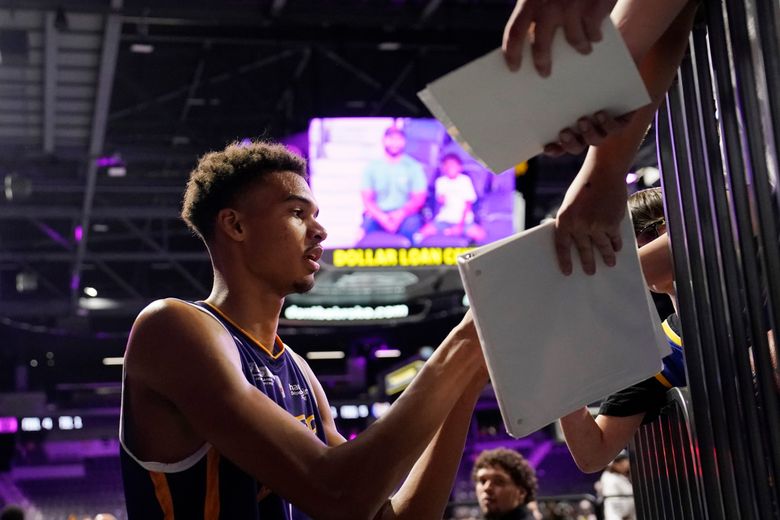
left=149, top=471, right=175, bottom=520
left=205, top=447, right=221, bottom=520
left=662, top=319, right=682, bottom=347
left=203, top=302, right=286, bottom=359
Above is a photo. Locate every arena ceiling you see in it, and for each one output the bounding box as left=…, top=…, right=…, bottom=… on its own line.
left=0, top=0, right=658, bottom=336
left=0, top=0, right=523, bottom=334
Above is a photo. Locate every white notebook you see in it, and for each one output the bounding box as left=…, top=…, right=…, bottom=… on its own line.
left=418, top=18, right=650, bottom=173
left=458, top=215, right=670, bottom=438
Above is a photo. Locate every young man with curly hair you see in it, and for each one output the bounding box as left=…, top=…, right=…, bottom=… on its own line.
left=472, top=448, right=539, bottom=520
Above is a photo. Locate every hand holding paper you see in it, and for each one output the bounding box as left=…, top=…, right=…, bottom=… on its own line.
left=418, top=18, right=650, bottom=173
left=457, top=214, right=669, bottom=439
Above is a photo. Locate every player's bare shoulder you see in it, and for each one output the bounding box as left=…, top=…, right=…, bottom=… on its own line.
left=124, top=298, right=238, bottom=379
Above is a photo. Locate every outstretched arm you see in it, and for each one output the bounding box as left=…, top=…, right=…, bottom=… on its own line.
left=380, top=370, right=487, bottom=520
left=553, top=0, right=698, bottom=275
left=559, top=407, right=644, bottom=473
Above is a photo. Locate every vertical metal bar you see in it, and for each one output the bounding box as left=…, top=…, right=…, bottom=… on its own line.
left=648, top=425, right=673, bottom=518
left=660, top=414, right=685, bottom=519
left=666, top=81, right=745, bottom=518
left=687, top=24, right=779, bottom=518
left=657, top=102, right=724, bottom=519
left=674, top=41, right=764, bottom=519
left=669, top=406, right=696, bottom=519
left=629, top=439, right=650, bottom=520
left=706, top=0, right=780, bottom=492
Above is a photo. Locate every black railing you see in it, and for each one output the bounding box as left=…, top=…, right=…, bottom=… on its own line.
left=632, top=0, right=780, bottom=518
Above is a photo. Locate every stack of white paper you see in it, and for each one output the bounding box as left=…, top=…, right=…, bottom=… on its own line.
left=418, top=19, right=650, bottom=173
left=458, top=215, right=670, bottom=438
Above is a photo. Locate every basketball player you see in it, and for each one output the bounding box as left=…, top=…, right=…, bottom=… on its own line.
left=119, top=141, right=488, bottom=519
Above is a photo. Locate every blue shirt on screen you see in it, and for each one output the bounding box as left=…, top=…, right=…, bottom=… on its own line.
left=361, top=155, right=427, bottom=211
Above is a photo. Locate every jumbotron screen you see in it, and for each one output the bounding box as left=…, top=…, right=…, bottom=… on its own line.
left=308, top=117, right=516, bottom=268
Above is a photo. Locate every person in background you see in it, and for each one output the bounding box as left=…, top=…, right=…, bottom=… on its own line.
left=414, top=153, right=486, bottom=245
left=502, top=0, right=697, bottom=276
left=597, top=451, right=636, bottom=520
left=360, top=126, right=428, bottom=242
left=472, top=448, right=539, bottom=520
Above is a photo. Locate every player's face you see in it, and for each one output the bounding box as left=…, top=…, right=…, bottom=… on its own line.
left=383, top=132, right=406, bottom=157
left=475, top=466, right=526, bottom=516
left=441, top=158, right=462, bottom=178
left=236, top=171, right=327, bottom=295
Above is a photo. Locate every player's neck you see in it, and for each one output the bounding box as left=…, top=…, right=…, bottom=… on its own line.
left=206, top=273, right=284, bottom=349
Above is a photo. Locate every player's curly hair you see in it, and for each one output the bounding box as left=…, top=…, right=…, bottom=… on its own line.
left=628, top=187, right=665, bottom=237
left=181, top=140, right=307, bottom=242
left=471, top=448, right=538, bottom=504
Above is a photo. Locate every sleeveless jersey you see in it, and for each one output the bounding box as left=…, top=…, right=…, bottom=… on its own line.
left=655, top=313, right=685, bottom=388
left=120, top=300, right=326, bottom=520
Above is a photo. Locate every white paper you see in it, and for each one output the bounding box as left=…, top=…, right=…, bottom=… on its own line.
left=458, top=214, right=670, bottom=438
left=418, top=19, right=651, bottom=173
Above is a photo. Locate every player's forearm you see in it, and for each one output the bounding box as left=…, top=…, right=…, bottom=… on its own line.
left=559, top=407, right=611, bottom=473
left=581, top=1, right=697, bottom=184
left=381, top=372, right=485, bottom=520
left=318, top=322, right=484, bottom=519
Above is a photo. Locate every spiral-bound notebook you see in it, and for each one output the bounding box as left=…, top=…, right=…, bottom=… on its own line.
left=458, top=215, right=669, bottom=438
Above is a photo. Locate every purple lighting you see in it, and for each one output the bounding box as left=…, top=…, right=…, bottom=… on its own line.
left=95, top=154, right=122, bottom=168
left=73, top=225, right=83, bottom=242
left=0, top=417, right=18, bottom=434
left=70, top=274, right=80, bottom=291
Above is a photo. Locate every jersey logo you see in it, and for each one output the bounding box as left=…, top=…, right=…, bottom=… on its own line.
left=249, top=363, right=285, bottom=397
left=288, top=384, right=310, bottom=400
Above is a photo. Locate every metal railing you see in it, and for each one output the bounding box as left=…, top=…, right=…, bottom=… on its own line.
left=632, top=0, right=780, bottom=517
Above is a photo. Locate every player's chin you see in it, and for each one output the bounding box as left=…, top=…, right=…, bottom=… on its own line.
left=292, top=276, right=315, bottom=294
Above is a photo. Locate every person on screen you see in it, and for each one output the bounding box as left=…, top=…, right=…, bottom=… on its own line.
left=360, top=126, right=428, bottom=243
left=414, top=153, right=486, bottom=245
left=501, top=0, right=696, bottom=277
left=119, top=140, right=489, bottom=519
left=472, top=448, right=539, bottom=520
left=557, top=187, right=682, bottom=473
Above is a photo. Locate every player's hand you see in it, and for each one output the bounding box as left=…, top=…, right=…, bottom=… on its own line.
left=543, top=111, right=633, bottom=157
left=502, top=0, right=617, bottom=76
left=555, top=171, right=627, bottom=275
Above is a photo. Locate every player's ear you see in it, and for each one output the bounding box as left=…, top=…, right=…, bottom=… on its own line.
left=216, top=208, right=245, bottom=241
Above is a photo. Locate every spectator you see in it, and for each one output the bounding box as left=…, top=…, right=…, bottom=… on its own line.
left=472, top=448, right=538, bottom=519
left=598, top=451, right=636, bottom=520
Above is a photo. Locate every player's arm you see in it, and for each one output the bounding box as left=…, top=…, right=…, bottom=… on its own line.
left=127, top=300, right=485, bottom=520
left=300, top=350, right=487, bottom=520
left=378, top=370, right=486, bottom=520
left=559, top=407, right=644, bottom=473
